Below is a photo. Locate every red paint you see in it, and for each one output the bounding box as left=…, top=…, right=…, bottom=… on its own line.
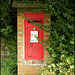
left=24, top=13, right=44, bottom=60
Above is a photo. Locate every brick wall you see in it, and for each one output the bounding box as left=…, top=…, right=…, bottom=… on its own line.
left=17, top=9, right=51, bottom=75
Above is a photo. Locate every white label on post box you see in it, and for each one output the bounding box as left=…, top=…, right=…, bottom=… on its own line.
left=30, top=31, right=38, bottom=43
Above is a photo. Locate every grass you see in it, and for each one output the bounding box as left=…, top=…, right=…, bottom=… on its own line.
left=1, top=62, right=13, bottom=75
left=1, top=58, right=17, bottom=75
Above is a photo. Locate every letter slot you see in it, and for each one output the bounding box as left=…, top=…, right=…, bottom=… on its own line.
left=28, top=20, right=41, bottom=23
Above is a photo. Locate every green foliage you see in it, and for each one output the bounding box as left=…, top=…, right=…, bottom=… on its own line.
left=1, top=0, right=17, bottom=75
left=1, top=37, right=17, bottom=75
left=38, top=0, right=74, bottom=75
left=1, top=58, right=17, bottom=75
left=39, top=55, right=74, bottom=75
left=1, top=62, right=13, bottom=75
left=1, top=0, right=74, bottom=75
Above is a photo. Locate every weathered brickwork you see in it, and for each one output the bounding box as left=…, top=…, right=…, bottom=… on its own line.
left=17, top=10, right=51, bottom=75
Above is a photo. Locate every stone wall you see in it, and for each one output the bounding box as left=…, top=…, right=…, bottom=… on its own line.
left=17, top=9, right=51, bottom=75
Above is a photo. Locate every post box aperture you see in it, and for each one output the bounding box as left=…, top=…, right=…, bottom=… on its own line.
left=24, top=13, right=44, bottom=60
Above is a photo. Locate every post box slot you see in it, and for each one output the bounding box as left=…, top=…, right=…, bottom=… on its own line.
left=28, top=20, right=41, bottom=23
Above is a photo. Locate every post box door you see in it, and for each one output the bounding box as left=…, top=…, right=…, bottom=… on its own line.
left=24, top=13, right=44, bottom=60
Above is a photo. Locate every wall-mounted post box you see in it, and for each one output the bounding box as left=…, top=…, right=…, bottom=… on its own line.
left=24, top=13, right=44, bottom=60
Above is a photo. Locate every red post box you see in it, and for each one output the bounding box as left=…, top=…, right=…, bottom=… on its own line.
left=24, top=13, right=44, bottom=60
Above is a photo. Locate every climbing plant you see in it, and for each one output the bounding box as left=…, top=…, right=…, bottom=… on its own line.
left=38, top=0, right=74, bottom=74
left=21, top=0, right=74, bottom=74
